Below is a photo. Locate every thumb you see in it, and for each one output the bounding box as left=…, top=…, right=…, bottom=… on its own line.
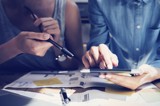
left=26, top=32, right=50, bottom=41
left=140, top=74, right=151, bottom=85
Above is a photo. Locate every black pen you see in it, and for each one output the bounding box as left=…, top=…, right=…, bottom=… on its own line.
left=25, top=6, right=74, bottom=57
left=60, top=88, right=71, bottom=105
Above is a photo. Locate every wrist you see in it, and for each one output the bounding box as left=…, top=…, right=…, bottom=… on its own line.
left=0, top=38, right=23, bottom=64
left=10, top=38, right=23, bottom=55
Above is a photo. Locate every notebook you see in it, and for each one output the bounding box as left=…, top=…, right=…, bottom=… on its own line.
left=0, top=90, right=59, bottom=106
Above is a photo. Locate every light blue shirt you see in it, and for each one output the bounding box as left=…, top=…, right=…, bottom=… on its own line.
left=87, top=0, right=160, bottom=69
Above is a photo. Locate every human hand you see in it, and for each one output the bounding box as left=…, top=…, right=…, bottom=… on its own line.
left=13, top=31, right=52, bottom=56
left=138, top=64, right=160, bottom=84
left=34, top=17, right=60, bottom=42
left=100, top=64, right=160, bottom=90
left=82, top=44, right=118, bottom=69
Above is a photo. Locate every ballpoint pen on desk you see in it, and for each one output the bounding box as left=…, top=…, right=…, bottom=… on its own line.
left=25, top=6, right=74, bottom=57
left=60, top=88, right=71, bottom=105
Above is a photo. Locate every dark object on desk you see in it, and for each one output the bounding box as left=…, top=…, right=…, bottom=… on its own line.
left=25, top=6, right=74, bottom=58
left=30, top=71, right=75, bottom=77
left=0, top=90, right=58, bottom=106
left=81, top=68, right=140, bottom=76
left=81, top=68, right=131, bottom=73
left=60, top=88, right=71, bottom=105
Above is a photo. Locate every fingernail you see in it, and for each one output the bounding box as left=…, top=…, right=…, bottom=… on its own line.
left=107, top=64, right=113, bottom=69
left=44, top=34, right=49, bottom=39
left=99, top=75, right=105, bottom=79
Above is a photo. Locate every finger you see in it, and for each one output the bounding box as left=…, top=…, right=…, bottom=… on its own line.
left=138, top=64, right=151, bottom=75
left=41, top=20, right=58, bottom=28
left=34, top=17, right=57, bottom=26
left=43, top=24, right=59, bottom=31
left=99, top=74, right=106, bottom=79
left=25, top=32, right=50, bottom=41
left=99, top=44, right=113, bottom=69
left=111, top=54, right=119, bottom=67
left=82, top=55, right=90, bottom=68
left=99, top=61, right=107, bottom=69
left=43, top=28, right=59, bottom=35
left=86, top=51, right=96, bottom=67
left=139, top=74, right=151, bottom=85
left=90, top=46, right=100, bottom=64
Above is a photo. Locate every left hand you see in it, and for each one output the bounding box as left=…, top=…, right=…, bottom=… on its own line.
left=34, top=17, right=60, bottom=42
left=100, top=64, right=160, bottom=90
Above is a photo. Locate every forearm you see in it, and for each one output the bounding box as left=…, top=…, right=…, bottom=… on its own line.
left=0, top=38, right=22, bottom=64
left=87, top=0, right=110, bottom=50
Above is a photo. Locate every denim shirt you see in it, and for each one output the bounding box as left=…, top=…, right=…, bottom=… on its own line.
left=88, top=0, right=160, bottom=69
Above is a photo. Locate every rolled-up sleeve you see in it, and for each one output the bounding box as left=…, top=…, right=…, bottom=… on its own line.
left=87, top=0, right=110, bottom=50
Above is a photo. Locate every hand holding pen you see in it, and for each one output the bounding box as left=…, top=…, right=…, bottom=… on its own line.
left=34, top=17, right=60, bottom=44
left=25, top=6, right=74, bottom=57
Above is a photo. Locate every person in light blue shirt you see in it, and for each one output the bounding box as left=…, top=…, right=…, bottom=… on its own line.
left=82, top=0, right=160, bottom=90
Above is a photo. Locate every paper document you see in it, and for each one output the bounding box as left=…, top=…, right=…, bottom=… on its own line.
left=5, top=71, right=114, bottom=89
left=4, top=70, right=158, bottom=90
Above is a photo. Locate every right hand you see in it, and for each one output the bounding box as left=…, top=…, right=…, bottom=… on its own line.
left=82, top=44, right=119, bottom=69
left=13, top=31, right=52, bottom=56
left=34, top=17, right=60, bottom=43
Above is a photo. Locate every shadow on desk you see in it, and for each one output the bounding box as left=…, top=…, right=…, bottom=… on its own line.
left=0, top=71, right=27, bottom=89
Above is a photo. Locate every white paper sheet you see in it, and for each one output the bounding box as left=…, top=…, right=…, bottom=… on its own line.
left=4, top=71, right=113, bottom=89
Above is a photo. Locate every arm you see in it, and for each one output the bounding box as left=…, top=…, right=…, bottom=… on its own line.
left=82, top=0, right=118, bottom=69
left=34, top=0, right=83, bottom=70
left=87, top=0, right=110, bottom=49
left=0, top=32, right=52, bottom=64
left=57, top=0, right=83, bottom=69
left=0, top=38, right=22, bottom=64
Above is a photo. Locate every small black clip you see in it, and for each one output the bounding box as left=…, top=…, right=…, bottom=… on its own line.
left=60, top=88, right=71, bottom=105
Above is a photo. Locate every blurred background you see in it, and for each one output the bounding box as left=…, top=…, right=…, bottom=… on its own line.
left=74, top=0, right=90, bottom=51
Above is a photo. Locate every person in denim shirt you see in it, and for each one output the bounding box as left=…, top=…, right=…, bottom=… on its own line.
left=82, top=0, right=160, bottom=89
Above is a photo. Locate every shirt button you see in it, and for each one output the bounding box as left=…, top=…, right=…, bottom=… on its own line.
left=137, top=2, right=141, bottom=6
left=136, top=25, right=141, bottom=29
left=136, top=48, right=140, bottom=51
left=134, top=62, right=138, bottom=65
